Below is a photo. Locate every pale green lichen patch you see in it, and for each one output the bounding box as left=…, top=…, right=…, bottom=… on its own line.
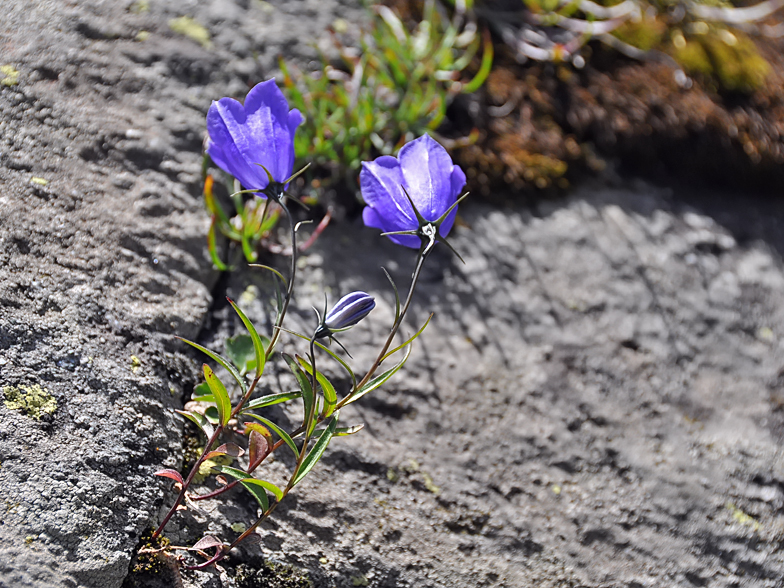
left=3, top=385, right=57, bottom=419
left=726, top=502, right=761, bottom=531
left=0, top=65, right=20, bottom=86
left=169, top=16, right=212, bottom=49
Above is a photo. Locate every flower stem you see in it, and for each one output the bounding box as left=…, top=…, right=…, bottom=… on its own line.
left=153, top=200, right=299, bottom=539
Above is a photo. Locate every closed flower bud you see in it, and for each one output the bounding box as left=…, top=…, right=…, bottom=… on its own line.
left=315, top=292, right=375, bottom=339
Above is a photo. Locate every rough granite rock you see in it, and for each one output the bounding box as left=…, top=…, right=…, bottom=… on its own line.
left=1, top=1, right=784, bottom=588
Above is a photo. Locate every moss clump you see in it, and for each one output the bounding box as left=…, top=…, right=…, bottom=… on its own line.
left=613, top=15, right=667, bottom=52
left=3, top=385, right=57, bottom=420
left=234, top=562, right=312, bottom=588
left=673, top=30, right=770, bottom=93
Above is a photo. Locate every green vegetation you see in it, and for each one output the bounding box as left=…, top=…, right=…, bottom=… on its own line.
left=280, top=1, right=492, bottom=191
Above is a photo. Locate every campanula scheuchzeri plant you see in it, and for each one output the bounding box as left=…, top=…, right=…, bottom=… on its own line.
left=147, top=80, right=466, bottom=573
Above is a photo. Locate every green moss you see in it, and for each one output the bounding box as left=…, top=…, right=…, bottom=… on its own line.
left=234, top=562, right=312, bottom=588
left=169, top=16, right=212, bottom=49
left=673, top=30, right=769, bottom=93
left=3, top=385, right=57, bottom=420
left=613, top=15, right=667, bottom=52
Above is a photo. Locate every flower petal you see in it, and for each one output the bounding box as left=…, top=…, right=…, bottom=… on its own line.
left=243, top=80, right=296, bottom=183
left=206, top=98, right=269, bottom=191
left=360, top=158, right=414, bottom=232
left=398, top=134, right=454, bottom=221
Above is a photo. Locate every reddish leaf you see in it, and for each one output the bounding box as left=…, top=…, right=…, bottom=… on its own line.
left=154, top=469, right=184, bottom=485
left=190, top=535, right=223, bottom=551
left=248, top=430, right=270, bottom=471
left=203, top=442, right=245, bottom=461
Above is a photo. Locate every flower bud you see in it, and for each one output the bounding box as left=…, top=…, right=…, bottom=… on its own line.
left=315, top=292, right=375, bottom=339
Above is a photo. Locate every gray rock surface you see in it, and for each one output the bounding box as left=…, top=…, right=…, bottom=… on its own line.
left=1, top=1, right=783, bottom=588
left=0, top=0, right=362, bottom=586
left=203, top=186, right=784, bottom=588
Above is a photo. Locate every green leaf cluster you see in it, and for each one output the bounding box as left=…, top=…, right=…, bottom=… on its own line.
left=280, top=2, right=491, bottom=190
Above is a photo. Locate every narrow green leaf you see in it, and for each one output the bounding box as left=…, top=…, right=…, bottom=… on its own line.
left=240, top=479, right=269, bottom=511
left=191, top=381, right=214, bottom=402
left=211, top=466, right=284, bottom=502
left=244, top=414, right=299, bottom=458
left=347, top=344, right=413, bottom=405
left=207, top=220, right=229, bottom=271
left=381, top=313, right=433, bottom=362
left=242, top=391, right=301, bottom=411
left=292, top=415, right=338, bottom=486
left=281, top=328, right=356, bottom=391
left=225, top=334, right=256, bottom=376
left=297, top=356, right=337, bottom=418
left=176, top=409, right=214, bottom=440
left=227, top=298, right=266, bottom=378
left=283, top=354, right=313, bottom=424
left=177, top=338, right=247, bottom=395
left=314, top=423, right=364, bottom=436
left=203, top=364, right=232, bottom=426
left=382, top=267, right=401, bottom=325
left=240, top=478, right=284, bottom=502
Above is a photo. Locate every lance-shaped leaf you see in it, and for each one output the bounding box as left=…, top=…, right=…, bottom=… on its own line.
left=191, top=381, right=214, bottom=402
left=177, top=337, right=247, bottom=395
left=243, top=391, right=300, bottom=411
left=212, top=465, right=284, bottom=502
left=227, top=298, right=266, bottom=378
left=207, top=219, right=229, bottom=271
left=225, top=334, right=256, bottom=376
left=296, top=355, right=337, bottom=418
left=283, top=354, right=313, bottom=423
left=313, top=423, right=365, bottom=437
left=203, top=364, right=231, bottom=426
left=190, top=536, right=224, bottom=551
left=291, top=415, right=338, bottom=487
left=347, top=344, right=413, bottom=405
left=176, top=409, right=215, bottom=440
left=248, top=429, right=270, bottom=470
left=381, top=313, right=433, bottom=362
left=203, top=443, right=244, bottom=462
left=244, top=414, right=299, bottom=458
left=154, top=469, right=184, bottom=485
left=281, top=328, right=356, bottom=391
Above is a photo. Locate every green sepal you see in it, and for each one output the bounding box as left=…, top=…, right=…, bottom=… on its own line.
left=291, top=414, right=338, bottom=487
left=227, top=298, right=266, bottom=379
left=244, top=414, right=299, bottom=458
left=203, top=364, right=232, bottom=426
left=176, top=409, right=215, bottom=440
left=176, top=337, right=247, bottom=395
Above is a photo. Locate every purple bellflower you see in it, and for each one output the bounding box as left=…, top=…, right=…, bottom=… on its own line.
left=314, top=292, right=376, bottom=340
left=206, top=79, right=303, bottom=199
left=360, top=134, right=467, bottom=257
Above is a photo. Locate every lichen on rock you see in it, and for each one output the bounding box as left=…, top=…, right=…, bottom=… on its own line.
left=3, top=384, right=57, bottom=420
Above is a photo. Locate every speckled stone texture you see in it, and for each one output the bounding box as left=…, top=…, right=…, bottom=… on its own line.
left=0, top=0, right=362, bottom=586
left=2, top=0, right=784, bottom=587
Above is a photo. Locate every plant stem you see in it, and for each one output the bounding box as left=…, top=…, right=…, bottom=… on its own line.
left=153, top=200, right=299, bottom=539
left=341, top=246, right=429, bottom=403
